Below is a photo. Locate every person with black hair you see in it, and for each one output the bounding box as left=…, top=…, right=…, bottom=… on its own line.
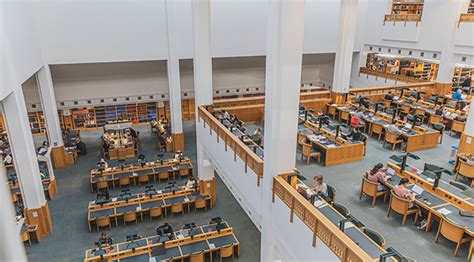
left=184, top=175, right=197, bottom=190
left=367, top=163, right=392, bottom=191
left=97, top=232, right=113, bottom=248
left=156, top=223, right=174, bottom=239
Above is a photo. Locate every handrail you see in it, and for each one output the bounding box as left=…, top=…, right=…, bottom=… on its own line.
left=272, top=175, right=377, bottom=262
left=459, top=13, right=474, bottom=24
left=198, top=106, right=264, bottom=185
left=384, top=14, right=422, bottom=23
left=350, top=81, right=435, bottom=93
left=359, top=67, right=427, bottom=84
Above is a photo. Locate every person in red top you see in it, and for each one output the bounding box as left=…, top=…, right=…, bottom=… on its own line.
left=393, top=178, right=426, bottom=229
left=367, top=163, right=392, bottom=191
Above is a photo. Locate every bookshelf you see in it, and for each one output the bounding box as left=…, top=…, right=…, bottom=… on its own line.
left=452, top=67, right=474, bottom=87
left=391, top=1, right=424, bottom=16
left=27, top=99, right=198, bottom=135
left=469, top=0, right=474, bottom=14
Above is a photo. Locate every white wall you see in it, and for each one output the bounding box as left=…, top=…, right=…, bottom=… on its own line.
left=197, top=118, right=263, bottom=229
left=352, top=72, right=408, bottom=88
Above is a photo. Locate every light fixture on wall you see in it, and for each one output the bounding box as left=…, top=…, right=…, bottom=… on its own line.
left=125, top=97, right=130, bottom=101
left=398, top=50, right=402, bottom=54
left=408, top=51, right=413, bottom=56
left=138, top=96, right=142, bottom=100
left=420, top=52, right=424, bottom=57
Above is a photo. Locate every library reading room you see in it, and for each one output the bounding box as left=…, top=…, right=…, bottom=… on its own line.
left=1, top=0, right=474, bottom=262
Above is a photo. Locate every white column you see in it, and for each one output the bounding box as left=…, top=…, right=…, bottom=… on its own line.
left=436, top=0, right=467, bottom=83
left=0, top=161, right=27, bottom=261
left=465, top=102, right=474, bottom=136
left=261, top=0, right=306, bottom=261
left=332, top=0, right=359, bottom=93
left=37, top=65, right=63, bottom=147
left=2, top=89, right=46, bottom=209
left=192, top=0, right=214, bottom=180
left=165, top=0, right=183, bottom=135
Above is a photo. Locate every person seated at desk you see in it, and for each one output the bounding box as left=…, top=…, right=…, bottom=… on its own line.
left=96, top=232, right=113, bottom=248
left=384, top=91, right=394, bottom=101
left=452, top=89, right=464, bottom=101
left=393, top=178, right=427, bottom=230
left=252, top=128, right=263, bottom=146
left=297, top=187, right=309, bottom=200
left=3, top=154, right=12, bottom=165
left=384, top=124, right=408, bottom=149
left=311, top=175, right=328, bottom=195
left=367, top=163, right=392, bottom=191
left=150, top=118, right=158, bottom=128
left=183, top=176, right=198, bottom=190
left=37, top=141, right=49, bottom=155
left=156, top=223, right=174, bottom=239
left=98, top=158, right=108, bottom=170
left=346, top=127, right=363, bottom=142
left=434, top=106, right=444, bottom=116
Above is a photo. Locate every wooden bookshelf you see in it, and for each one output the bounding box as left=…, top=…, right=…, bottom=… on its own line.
left=28, top=111, right=46, bottom=135
left=452, top=67, right=474, bottom=87
left=459, top=0, right=474, bottom=25
left=384, top=1, right=423, bottom=23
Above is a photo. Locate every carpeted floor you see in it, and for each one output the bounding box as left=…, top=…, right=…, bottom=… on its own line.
left=27, top=121, right=260, bottom=262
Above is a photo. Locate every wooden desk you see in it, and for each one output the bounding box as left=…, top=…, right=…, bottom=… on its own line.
left=87, top=191, right=211, bottom=232
left=84, top=221, right=239, bottom=262
left=298, top=119, right=364, bottom=166
left=90, top=158, right=193, bottom=192
left=10, top=177, right=57, bottom=200
left=335, top=104, right=440, bottom=152
left=20, top=223, right=40, bottom=243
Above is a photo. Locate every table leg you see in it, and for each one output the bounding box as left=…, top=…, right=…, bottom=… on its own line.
left=425, top=212, right=432, bottom=232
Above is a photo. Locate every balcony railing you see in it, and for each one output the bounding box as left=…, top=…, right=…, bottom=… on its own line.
left=458, top=13, right=474, bottom=26
left=272, top=175, right=378, bottom=262
left=384, top=14, right=422, bottom=25
left=198, top=106, right=264, bottom=185
left=359, top=67, right=428, bottom=84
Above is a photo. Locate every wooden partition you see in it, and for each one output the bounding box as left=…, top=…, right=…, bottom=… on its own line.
left=458, top=133, right=474, bottom=155
left=359, top=67, right=427, bottom=84
left=211, top=90, right=332, bottom=123
left=348, top=82, right=441, bottom=102
left=198, top=106, right=264, bottom=184
left=272, top=175, right=379, bottom=262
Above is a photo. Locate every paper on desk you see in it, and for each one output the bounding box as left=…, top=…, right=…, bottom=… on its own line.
left=317, top=203, right=328, bottom=209
left=426, top=178, right=435, bottom=183
left=313, top=200, right=325, bottom=208
left=437, top=208, right=452, bottom=216
left=327, top=145, right=336, bottom=148
left=112, top=197, right=118, bottom=202
left=136, top=206, right=142, bottom=211
left=209, top=243, right=216, bottom=249
left=133, top=172, right=138, bottom=176
left=184, top=198, right=190, bottom=202
left=149, top=258, right=157, bottom=262
left=344, top=222, right=355, bottom=230
left=177, top=234, right=184, bottom=239
left=157, top=190, right=162, bottom=194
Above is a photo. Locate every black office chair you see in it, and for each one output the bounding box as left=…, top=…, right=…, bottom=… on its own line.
left=332, top=202, right=350, bottom=217
left=363, top=228, right=385, bottom=248
left=449, top=180, right=470, bottom=191
left=326, top=185, right=336, bottom=204
left=431, top=123, right=445, bottom=144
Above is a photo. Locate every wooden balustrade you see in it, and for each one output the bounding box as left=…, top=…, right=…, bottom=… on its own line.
left=198, top=106, right=264, bottom=185
left=384, top=14, right=422, bottom=25
left=359, top=67, right=427, bottom=84
left=272, top=176, right=377, bottom=262
left=459, top=13, right=474, bottom=26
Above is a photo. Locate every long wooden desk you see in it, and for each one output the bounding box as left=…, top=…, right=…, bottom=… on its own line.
left=217, top=116, right=264, bottom=159
left=9, top=177, right=57, bottom=200
left=90, top=158, right=193, bottom=192
left=84, top=221, right=240, bottom=262
left=334, top=104, right=440, bottom=152
left=382, top=163, right=473, bottom=258
left=298, top=117, right=364, bottom=166
left=87, top=191, right=211, bottom=232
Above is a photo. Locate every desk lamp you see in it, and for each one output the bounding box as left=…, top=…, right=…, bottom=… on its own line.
left=416, top=91, right=426, bottom=101
left=390, top=107, right=402, bottom=124
left=304, top=109, right=314, bottom=121
left=423, top=163, right=452, bottom=190
left=317, top=115, right=330, bottom=130
left=210, top=217, right=223, bottom=225
left=157, top=153, right=164, bottom=165
left=380, top=247, right=404, bottom=262
left=118, top=159, right=126, bottom=171
left=396, top=87, right=410, bottom=98
left=342, top=93, right=349, bottom=104
left=389, top=153, right=420, bottom=172
left=374, top=102, right=385, bottom=114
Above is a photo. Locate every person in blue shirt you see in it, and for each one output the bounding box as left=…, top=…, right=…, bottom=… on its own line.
left=452, top=89, right=463, bottom=101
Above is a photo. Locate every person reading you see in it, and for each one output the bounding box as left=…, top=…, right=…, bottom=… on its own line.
left=367, top=163, right=392, bottom=191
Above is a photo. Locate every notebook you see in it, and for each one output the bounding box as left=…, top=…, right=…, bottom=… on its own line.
left=412, top=185, right=424, bottom=195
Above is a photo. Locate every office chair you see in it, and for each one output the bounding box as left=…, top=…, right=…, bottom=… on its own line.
left=332, top=202, right=350, bottom=217
left=363, top=228, right=385, bottom=248
left=326, top=185, right=336, bottom=204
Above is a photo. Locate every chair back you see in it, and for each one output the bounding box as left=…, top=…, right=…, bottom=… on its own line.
left=302, top=143, right=312, bottom=156
left=327, top=185, right=336, bottom=203
left=119, top=177, right=130, bottom=186
left=332, top=202, right=350, bottom=217
left=361, top=176, right=379, bottom=197
left=171, top=203, right=183, bottom=213
left=449, top=180, right=469, bottom=191
left=384, top=131, right=399, bottom=143
left=124, top=212, right=137, bottom=222
left=179, top=169, right=189, bottom=176
left=429, top=115, right=442, bottom=125
left=96, top=217, right=110, bottom=227
left=195, top=199, right=207, bottom=209
left=452, top=121, right=465, bottom=132
left=459, top=161, right=474, bottom=179
left=297, top=133, right=306, bottom=146
left=159, top=172, right=169, bottom=180
left=389, top=190, right=410, bottom=215
left=363, top=228, right=385, bottom=248
left=439, top=217, right=466, bottom=243
left=189, top=251, right=205, bottom=262
left=97, top=181, right=108, bottom=190
left=21, top=231, right=30, bottom=242
left=327, top=106, right=336, bottom=116
left=138, top=175, right=149, bottom=183
left=220, top=244, right=234, bottom=258
left=431, top=123, right=445, bottom=134
left=150, top=207, right=162, bottom=218
left=340, top=111, right=350, bottom=121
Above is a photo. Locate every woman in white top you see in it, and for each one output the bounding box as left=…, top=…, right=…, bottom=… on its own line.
left=311, top=175, right=328, bottom=195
